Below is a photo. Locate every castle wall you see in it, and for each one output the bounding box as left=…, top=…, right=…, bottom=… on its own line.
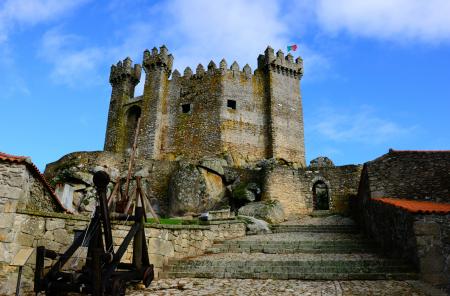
left=363, top=150, right=450, bottom=202
left=220, top=68, right=269, bottom=166
left=163, top=70, right=222, bottom=160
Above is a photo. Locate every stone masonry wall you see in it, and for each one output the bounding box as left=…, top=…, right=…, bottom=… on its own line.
left=165, top=68, right=222, bottom=161
left=220, top=65, right=269, bottom=166
left=365, top=150, right=450, bottom=202
left=361, top=199, right=450, bottom=293
left=0, top=209, right=246, bottom=295
left=262, top=164, right=362, bottom=218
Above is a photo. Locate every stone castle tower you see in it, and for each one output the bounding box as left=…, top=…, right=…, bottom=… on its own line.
left=104, top=45, right=305, bottom=167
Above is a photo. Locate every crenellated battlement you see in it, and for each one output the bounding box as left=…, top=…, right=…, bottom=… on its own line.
left=143, top=45, right=174, bottom=74
left=174, top=58, right=254, bottom=81
left=257, top=46, right=303, bottom=79
left=109, top=57, right=142, bottom=86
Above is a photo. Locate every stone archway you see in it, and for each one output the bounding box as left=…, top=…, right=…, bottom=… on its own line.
left=310, top=176, right=332, bottom=211
left=125, top=105, right=141, bottom=149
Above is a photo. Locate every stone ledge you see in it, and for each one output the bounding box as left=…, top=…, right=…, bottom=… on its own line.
left=16, top=209, right=89, bottom=221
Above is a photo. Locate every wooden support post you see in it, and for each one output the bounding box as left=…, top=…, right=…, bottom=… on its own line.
left=137, top=179, right=160, bottom=224
left=123, top=117, right=141, bottom=202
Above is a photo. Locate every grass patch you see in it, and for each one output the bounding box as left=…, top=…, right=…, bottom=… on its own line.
left=146, top=218, right=183, bottom=225
left=146, top=218, right=200, bottom=225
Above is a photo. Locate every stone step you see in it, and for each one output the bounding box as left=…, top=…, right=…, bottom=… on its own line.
left=162, top=253, right=417, bottom=280
left=270, top=224, right=359, bottom=233
left=206, top=241, right=378, bottom=254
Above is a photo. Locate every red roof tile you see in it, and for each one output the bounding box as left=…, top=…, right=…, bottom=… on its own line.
left=373, top=197, right=450, bottom=215
left=0, top=151, right=72, bottom=213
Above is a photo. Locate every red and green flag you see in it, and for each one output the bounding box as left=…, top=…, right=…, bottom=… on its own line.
left=287, top=44, right=298, bottom=52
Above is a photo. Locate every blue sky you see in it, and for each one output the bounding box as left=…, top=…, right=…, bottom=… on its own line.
left=1, top=0, right=449, bottom=171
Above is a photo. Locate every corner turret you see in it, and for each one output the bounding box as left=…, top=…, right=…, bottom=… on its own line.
left=143, top=45, right=173, bottom=76
left=104, top=57, right=142, bottom=152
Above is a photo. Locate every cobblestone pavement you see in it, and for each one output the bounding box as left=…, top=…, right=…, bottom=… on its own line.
left=127, top=278, right=427, bottom=296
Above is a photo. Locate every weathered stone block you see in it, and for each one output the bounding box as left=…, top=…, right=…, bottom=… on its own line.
left=46, top=219, right=66, bottom=231
left=19, top=217, right=45, bottom=236
left=147, top=238, right=174, bottom=257
left=53, top=228, right=72, bottom=245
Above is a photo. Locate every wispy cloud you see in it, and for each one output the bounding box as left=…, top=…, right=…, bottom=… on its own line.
left=38, top=28, right=103, bottom=87
left=0, top=0, right=89, bottom=44
left=37, top=0, right=331, bottom=88
left=309, top=105, right=417, bottom=144
left=315, top=0, right=450, bottom=43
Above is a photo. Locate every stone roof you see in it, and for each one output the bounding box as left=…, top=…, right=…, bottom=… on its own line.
left=373, top=197, right=450, bottom=215
left=0, top=152, right=72, bottom=213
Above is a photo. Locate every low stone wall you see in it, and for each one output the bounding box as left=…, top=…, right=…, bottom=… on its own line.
left=0, top=210, right=246, bottom=295
left=363, top=200, right=450, bottom=293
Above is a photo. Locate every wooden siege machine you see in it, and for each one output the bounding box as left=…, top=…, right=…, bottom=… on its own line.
left=34, top=118, right=158, bottom=295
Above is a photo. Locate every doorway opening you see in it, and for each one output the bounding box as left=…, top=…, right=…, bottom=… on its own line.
left=312, top=181, right=329, bottom=210
left=125, top=105, right=141, bottom=149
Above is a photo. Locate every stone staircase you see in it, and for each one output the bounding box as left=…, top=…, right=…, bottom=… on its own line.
left=160, top=221, right=418, bottom=281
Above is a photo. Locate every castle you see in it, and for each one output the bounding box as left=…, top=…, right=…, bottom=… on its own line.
left=104, top=45, right=305, bottom=167
left=0, top=45, right=448, bottom=294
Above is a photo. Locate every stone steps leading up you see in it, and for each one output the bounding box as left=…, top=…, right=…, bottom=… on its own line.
left=160, top=220, right=418, bottom=281
left=270, top=224, right=359, bottom=233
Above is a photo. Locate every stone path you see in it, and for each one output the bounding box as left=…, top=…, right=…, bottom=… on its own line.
left=127, top=278, right=427, bottom=295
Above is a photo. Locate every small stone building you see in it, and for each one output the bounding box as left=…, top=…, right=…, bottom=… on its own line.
left=357, top=150, right=450, bottom=292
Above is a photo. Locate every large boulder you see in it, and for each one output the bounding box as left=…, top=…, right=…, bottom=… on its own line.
left=199, top=157, right=227, bottom=176
left=238, top=200, right=286, bottom=224
left=168, top=164, right=226, bottom=216
left=237, top=215, right=272, bottom=235
left=309, top=156, right=334, bottom=168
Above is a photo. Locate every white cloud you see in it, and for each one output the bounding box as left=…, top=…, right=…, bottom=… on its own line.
left=38, top=0, right=331, bottom=88
left=309, top=105, right=416, bottom=144
left=160, top=0, right=289, bottom=71
left=315, top=0, right=450, bottom=43
left=39, top=29, right=103, bottom=87
left=0, top=0, right=89, bottom=44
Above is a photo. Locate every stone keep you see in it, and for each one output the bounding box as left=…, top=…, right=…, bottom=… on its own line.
left=104, top=45, right=305, bottom=167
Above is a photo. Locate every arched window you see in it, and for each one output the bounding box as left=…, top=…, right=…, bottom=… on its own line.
left=126, top=105, right=141, bottom=149
left=312, top=180, right=329, bottom=210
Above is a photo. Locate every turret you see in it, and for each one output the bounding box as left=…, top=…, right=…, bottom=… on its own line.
left=140, top=45, right=174, bottom=159
left=143, top=45, right=173, bottom=76
left=258, top=46, right=305, bottom=167
left=104, top=57, right=142, bottom=152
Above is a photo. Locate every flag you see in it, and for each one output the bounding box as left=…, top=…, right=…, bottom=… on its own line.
left=287, top=44, right=298, bottom=52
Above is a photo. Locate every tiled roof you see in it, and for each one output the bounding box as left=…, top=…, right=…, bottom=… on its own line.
left=0, top=152, right=72, bottom=213
left=373, top=197, right=450, bottom=215
left=388, top=149, right=450, bottom=153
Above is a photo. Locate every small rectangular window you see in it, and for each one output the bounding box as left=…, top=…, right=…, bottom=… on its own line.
left=227, top=99, right=236, bottom=110
left=181, top=103, right=192, bottom=114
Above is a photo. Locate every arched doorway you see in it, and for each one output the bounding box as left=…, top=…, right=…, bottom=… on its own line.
left=312, top=180, right=330, bottom=210
left=125, top=105, right=141, bottom=149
